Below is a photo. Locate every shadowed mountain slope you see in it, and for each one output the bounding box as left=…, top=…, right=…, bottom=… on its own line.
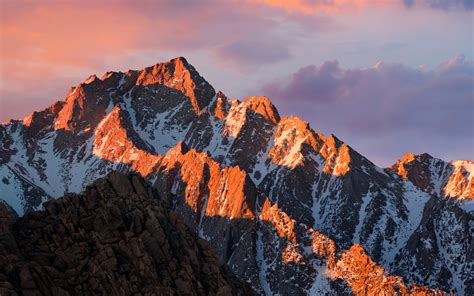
left=0, top=172, right=254, bottom=295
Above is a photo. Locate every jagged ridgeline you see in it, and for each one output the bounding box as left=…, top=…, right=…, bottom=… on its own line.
left=0, top=57, right=472, bottom=295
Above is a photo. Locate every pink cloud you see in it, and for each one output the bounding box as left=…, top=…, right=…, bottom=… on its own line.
left=257, top=0, right=376, bottom=14
left=214, top=37, right=292, bottom=69
left=0, top=1, right=299, bottom=121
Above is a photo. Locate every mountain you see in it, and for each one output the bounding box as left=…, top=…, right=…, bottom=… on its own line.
left=0, top=57, right=472, bottom=295
left=0, top=172, right=253, bottom=295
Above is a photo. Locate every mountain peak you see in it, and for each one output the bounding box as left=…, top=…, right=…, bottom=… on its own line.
left=445, top=160, right=474, bottom=200
left=269, top=115, right=325, bottom=168
left=400, top=152, right=434, bottom=164
left=170, top=56, right=190, bottom=66
left=401, top=152, right=416, bottom=163
left=84, top=74, right=99, bottom=84
left=390, top=152, right=439, bottom=183
left=53, top=82, right=109, bottom=131
left=19, top=57, right=215, bottom=134
left=243, top=96, right=281, bottom=124
left=136, top=57, right=216, bottom=113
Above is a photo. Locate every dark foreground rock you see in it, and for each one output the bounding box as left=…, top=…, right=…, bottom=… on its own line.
left=0, top=172, right=254, bottom=295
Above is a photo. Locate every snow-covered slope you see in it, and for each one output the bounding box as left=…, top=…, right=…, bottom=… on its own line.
left=0, top=57, right=471, bottom=295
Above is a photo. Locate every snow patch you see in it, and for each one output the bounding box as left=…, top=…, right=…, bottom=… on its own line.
left=0, top=166, right=27, bottom=215
left=256, top=227, right=272, bottom=295
left=352, top=189, right=374, bottom=243
left=308, top=264, right=332, bottom=295
left=383, top=181, right=430, bottom=264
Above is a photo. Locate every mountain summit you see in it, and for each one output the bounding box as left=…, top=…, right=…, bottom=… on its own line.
left=0, top=58, right=472, bottom=295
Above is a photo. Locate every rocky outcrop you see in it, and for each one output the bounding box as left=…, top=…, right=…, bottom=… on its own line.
left=93, top=106, right=163, bottom=176
left=136, top=57, right=215, bottom=113
left=333, top=244, right=441, bottom=296
left=389, top=153, right=473, bottom=200
left=444, top=160, right=473, bottom=200
left=393, top=197, right=473, bottom=294
left=0, top=172, right=253, bottom=295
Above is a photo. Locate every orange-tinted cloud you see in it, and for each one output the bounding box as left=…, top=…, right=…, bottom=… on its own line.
left=258, top=0, right=385, bottom=14
left=0, top=2, right=204, bottom=69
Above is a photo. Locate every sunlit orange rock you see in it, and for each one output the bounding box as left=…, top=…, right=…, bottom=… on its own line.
left=311, top=230, right=337, bottom=269
left=212, top=93, right=231, bottom=120
left=136, top=57, right=215, bottom=113
left=332, top=144, right=351, bottom=176
left=390, top=153, right=473, bottom=200
left=319, top=134, right=353, bottom=176
left=93, top=106, right=162, bottom=176
left=333, top=244, right=443, bottom=296
left=158, top=142, right=256, bottom=220
left=260, top=197, right=297, bottom=243
left=243, top=96, right=281, bottom=124
left=54, top=83, right=109, bottom=131
left=269, top=116, right=324, bottom=168
left=444, top=160, right=474, bottom=199
left=281, top=243, right=304, bottom=264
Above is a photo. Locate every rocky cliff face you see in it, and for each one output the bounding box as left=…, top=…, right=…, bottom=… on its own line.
left=389, top=152, right=473, bottom=201
left=0, top=172, right=253, bottom=295
left=389, top=153, right=474, bottom=295
left=0, top=57, right=472, bottom=295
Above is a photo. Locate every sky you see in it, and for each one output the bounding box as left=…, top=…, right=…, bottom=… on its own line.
left=0, top=0, right=473, bottom=166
